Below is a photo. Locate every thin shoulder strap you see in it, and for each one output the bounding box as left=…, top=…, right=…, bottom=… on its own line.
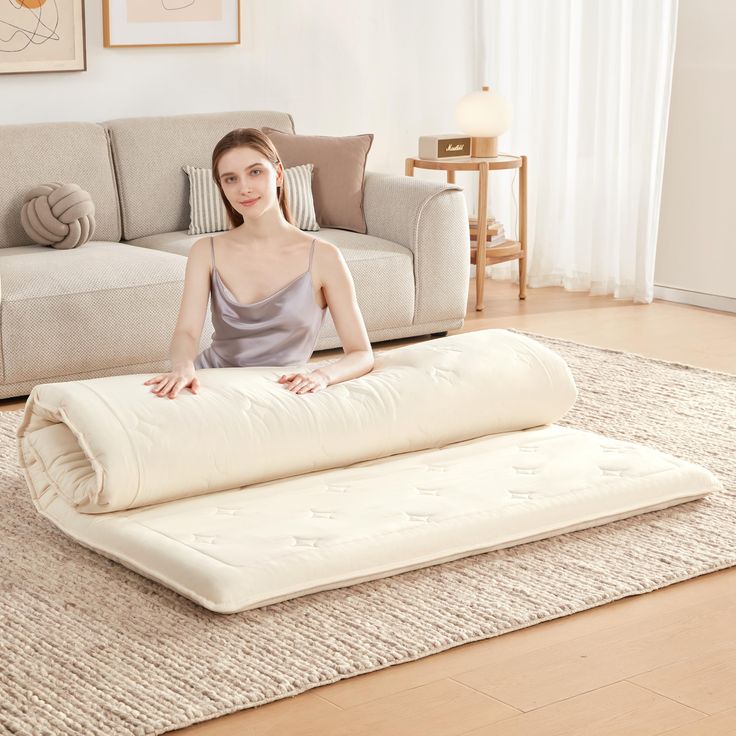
left=210, top=236, right=216, bottom=269
left=308, top=238, right=316, bottom=271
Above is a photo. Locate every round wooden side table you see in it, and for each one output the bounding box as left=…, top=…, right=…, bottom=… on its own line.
left=405, top=154, right=527, bottom=312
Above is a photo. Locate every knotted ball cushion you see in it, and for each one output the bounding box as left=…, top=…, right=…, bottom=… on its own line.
left=21, top=182, right=96, bottom=249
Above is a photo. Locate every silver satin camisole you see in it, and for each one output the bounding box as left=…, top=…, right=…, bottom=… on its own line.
left=193, top=237, right=327, bottom=369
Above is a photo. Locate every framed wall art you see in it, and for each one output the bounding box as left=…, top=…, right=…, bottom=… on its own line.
left=103, top=0, right=240, bottom=48
left=0, top=0, right=86, bottom=76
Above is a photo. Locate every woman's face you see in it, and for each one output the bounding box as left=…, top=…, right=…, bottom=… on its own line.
left=217, top=146, right=283, bottom=217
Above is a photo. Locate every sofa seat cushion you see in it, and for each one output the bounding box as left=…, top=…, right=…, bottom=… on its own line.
left=126, top=228, right=416, bottom=333
left=0, top=242, right=190, bottom=383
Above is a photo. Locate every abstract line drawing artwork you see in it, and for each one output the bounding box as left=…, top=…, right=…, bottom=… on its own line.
left=103, top=0, right=239, bottom=47
left=126, top=0, right=223, bottom=24
left=0, top=0, right=86, bottom=74
left=0, top=0, right=59, bottom=53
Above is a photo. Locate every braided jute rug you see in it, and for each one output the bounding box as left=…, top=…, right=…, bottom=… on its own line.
left=1, top=329, right=734, bottom=736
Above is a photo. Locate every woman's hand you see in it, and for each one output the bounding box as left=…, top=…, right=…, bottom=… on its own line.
left=143, top=365, right=200, bottom=399
left=278, top=370, right=329, bottom=394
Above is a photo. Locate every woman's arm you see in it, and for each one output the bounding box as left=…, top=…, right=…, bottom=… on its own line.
left=143, top=239, right=211, bottom=398
left=281, top=241, right=374, bottom=393
left=312, top=349, right=374, bottom=386
left=312, top=241, right=374, bottom=384
left=169, top=238, right=212, bottom=369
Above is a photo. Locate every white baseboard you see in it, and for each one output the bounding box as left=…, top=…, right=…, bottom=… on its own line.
left=653, top=285, right=736, bottom=314
left=470, top=269, right=735, bottom=313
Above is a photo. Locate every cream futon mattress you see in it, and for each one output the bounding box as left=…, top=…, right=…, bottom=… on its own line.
left=17, top=330, right=721, bottom=613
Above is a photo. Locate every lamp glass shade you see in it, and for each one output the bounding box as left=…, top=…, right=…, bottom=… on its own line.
left=455, top=88, right=513, bottom=137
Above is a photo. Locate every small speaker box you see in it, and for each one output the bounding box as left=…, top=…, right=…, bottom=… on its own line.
left=418, top=134, right=472, bottom=160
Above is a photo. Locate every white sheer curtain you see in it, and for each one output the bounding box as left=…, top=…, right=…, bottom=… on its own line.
left=476, top=0, right=678, bottom=302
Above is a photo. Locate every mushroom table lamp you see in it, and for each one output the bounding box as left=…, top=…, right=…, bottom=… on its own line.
left=455, top=85, right=513, bottom=158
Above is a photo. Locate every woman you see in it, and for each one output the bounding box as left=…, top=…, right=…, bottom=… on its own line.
left=143, top=128, right=374, bottom=400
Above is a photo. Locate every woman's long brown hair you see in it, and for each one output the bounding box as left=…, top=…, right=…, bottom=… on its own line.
left=211, top=128, right=293, bottom=228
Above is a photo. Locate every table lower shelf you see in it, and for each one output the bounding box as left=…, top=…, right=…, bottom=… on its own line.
left=471, top=240, right=524, bottom=265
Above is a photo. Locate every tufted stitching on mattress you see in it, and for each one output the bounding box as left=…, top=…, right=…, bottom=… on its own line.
left=111, top=435, right=705, bottom=573
left=406, top=513, right=432, bottom=523
left=192, top=534, right=217, bottom=544
left=310, top=510, right=336, bottom=519
left=293, top=537, right=320, bottom=547
left=507, top=489, right=539, bottom=500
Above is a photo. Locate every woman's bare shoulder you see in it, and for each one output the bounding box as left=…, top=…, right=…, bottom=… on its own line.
left=187, top=238, right=216, bottom=275
left=189, top=236, right=213, bottom=254
left=311, top=237, right=342, bottom=263
left=311, top=239, right=351, bottom=289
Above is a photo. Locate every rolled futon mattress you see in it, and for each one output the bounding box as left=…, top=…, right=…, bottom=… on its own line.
left=17, top=329, right=721, bottom=613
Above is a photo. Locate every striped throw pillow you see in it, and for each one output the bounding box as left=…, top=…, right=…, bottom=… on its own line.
left=283, top=164, right=320, bottom=232
left=182, top=163, right=319, bottom=235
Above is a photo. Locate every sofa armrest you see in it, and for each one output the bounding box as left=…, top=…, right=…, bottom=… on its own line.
left=363, top=171, right=470, bottom=325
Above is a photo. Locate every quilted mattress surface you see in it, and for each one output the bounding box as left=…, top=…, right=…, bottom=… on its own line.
left=36, top=423, right=718, bottom=613
left=16, top=329, right=721, bottom=613
left=17, top=329, right=577, bottom=513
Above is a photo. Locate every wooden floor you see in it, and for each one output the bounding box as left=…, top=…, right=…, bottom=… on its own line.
left=3, top=278, right=735, bottom=734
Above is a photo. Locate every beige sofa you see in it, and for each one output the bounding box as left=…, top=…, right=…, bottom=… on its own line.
left=0, top=110, right=470, bottom=401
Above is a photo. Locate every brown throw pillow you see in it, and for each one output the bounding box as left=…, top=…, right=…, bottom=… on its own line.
left=262, top=127, right=373, bottom=234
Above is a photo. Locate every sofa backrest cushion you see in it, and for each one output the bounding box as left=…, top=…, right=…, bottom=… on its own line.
left=102, top=110, right=295, bottom=241
left=0, top=122, right=121, bottom=249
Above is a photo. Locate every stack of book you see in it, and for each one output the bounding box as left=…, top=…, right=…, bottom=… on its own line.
left=468, top=216, right=521, bottom=265
left=469, top=215, right=508, bottom=247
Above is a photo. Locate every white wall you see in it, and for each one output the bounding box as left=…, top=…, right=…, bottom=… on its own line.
left=655, top=0, right=736, bottom=304
left=1, top=0, right=476, bottom=178
left=10, top=1, right=729, bottom=308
